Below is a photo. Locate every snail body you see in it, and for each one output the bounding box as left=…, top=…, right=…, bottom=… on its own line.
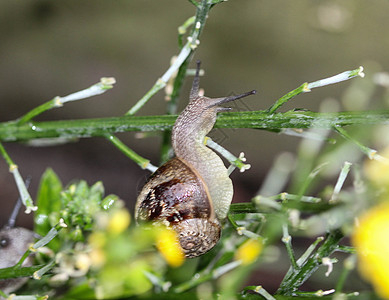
left=136, top=61, right=255, bottom=257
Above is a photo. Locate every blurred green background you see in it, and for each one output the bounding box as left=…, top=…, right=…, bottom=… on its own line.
left=1, top=0, right=388, bottom=235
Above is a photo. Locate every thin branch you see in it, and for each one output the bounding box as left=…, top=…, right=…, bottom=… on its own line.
left=105, top=133, right=157, bottom=172
left=282, top=224, right=298, bottom=270
left=276, top=230, right=344, bottom=295
left=330, top=161, right=352, bottom=203
left=243, top=286, right=276, bottom=300
left=16, top=78, right=116, bottom=125
left=2, top=110, right=389, bottom=143
left=205, top=137, right=251, bottom=173
left=267, top=67, right=364, bottom=114
left=125, top=0, right=214, bottom=115
left=173, top=260, right=241, bottom=293
left=334, top=126, right=377, bottom=159
left=0, top=142, right=36, bottom=213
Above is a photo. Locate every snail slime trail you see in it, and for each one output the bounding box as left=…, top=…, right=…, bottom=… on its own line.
left=135, top=61, right=256, bottom=258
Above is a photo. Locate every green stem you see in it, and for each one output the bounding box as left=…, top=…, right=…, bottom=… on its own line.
left=13, top=220, right=66, bottom=270
left=105, top=133, right=156, bottom=171
left=0, top=265, right=45, bottom=280
left=126, top=80, right=166, bottom=116
left=330, top=161, right=352, bottom=203
left=173, top=260, right=241, bottom=293
left=160, top=0, right=216, bottom=161
left=2, top=110, right=389, bottom=143
left=0, top=142, right=36, bottom=213
left=206, top=137, right=251, bottom=172
left=178, top=16, right=196, bottom=48
left=276, top=230, right=344, bottom=296
left=17, top=98, right=63, bottom=125
left=187, top=0, right=199, bottom=6
left=337, top=245, right=356, bottom=254
left=334, top=126, right=377, bottom=159
left=267, top=66, right=364, bottom=114
left=16, top=78, right=115, bottom=125
left=0, top=141, right=13, bottom=165
left=126, top=0, right=214, bottom=116
left=295, top=289, right=335, bottom=297
left=267, top=83, right=308, bottom=114
left=243, top=286, right=276, bottom=300
left=229, top=202, right=258, bottom=214
left=282, top=224, right=299, bottom=270
left=160, top=59, right=191, bottom=163
left=335, top=254, right=356, bottom=292
left=33, top=260, right=56, bottom=280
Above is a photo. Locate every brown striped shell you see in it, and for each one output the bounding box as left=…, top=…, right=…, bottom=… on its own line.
left=136, top=157, right=221, bottom=257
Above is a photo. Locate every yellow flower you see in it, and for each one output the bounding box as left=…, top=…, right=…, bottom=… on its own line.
left=156, top=228, right=185, bottom=267
left=107, top=209, right=131, bottom=234
left=352, top=202, right=389, bottom=299
left=235, top=238, right=263, bottom=265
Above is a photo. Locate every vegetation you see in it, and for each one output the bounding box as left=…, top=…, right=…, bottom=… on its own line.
left=1, top=1, right=389, bottom=299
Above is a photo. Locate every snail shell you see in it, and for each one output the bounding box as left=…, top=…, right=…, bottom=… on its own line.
left=136, top=61, right=256, bottom=257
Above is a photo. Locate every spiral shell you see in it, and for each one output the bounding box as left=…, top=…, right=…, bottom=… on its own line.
left=135, top=61, right=256, bottom=258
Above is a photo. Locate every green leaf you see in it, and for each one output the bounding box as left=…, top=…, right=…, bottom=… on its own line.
left=34, top=168, right=63, bottom=237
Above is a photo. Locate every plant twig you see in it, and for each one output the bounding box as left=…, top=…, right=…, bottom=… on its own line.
left=3, top=110, right=389, bottom=143
left=205, top=137, right=251, bottom=173
left=105, top=133, right=157, bottom=172
left=16, top=78, right=115, bottom=125
left=125, top=0, right=215, bottom=115
left=276, top=230, right=344, bottom=295
left=0, top=142, right=36, bottom=213
left=173, top=260, right=241, bottom=293
left=282, top=224, right=298, bottom=270
left=14, top=219, right=67, bottom=269
left=335, top=254, right=356, bottom=293
left=243, top=285, right=276, bottom=300
left=178, top=16, right=196, bottom=48
left=330, top=161, right=352, bottom=203
left=334, top=126, right=377, bottom=159
left=267, top=66, right=364, bottom=114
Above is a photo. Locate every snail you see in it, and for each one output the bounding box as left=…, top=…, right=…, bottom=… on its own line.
left=135, top=61, right=256, bottom=258
left=0, top=194, right=35, bottom=296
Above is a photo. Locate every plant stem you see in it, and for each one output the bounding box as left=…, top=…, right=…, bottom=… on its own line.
left=13, top=219, right=66, bottom=270
left=276, top=230, right=344, bottom=295
left=16, top=78, right=115, bottom=125
left=2, top=110, right=389, bottom=143
left=125, top=0, right=214, bottom=116
left=267, top=66, right=364, bottom=114
left=160, top=0, right=216, bottom=161
left=243, top=286, right=276, bottom=300
left=267, top=83, right=308, bottom=114
left=206, top=137, right=251, bottom=172
left=178, top=16, right=196, bottom=48
left=335, top=254, right=356, bottom=293
left=0, top=142, right=36, bottom=213
left=105, top=133, right=157, bottom=172
left=330, top=161, right=352, bottom=203
left=282, top=224, right=298, bottom=270
left=334, top=126, right=377, bottom=159
left=0, top=265, right=45, bottom=280
left=173, top=260, right=241, bottom=293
